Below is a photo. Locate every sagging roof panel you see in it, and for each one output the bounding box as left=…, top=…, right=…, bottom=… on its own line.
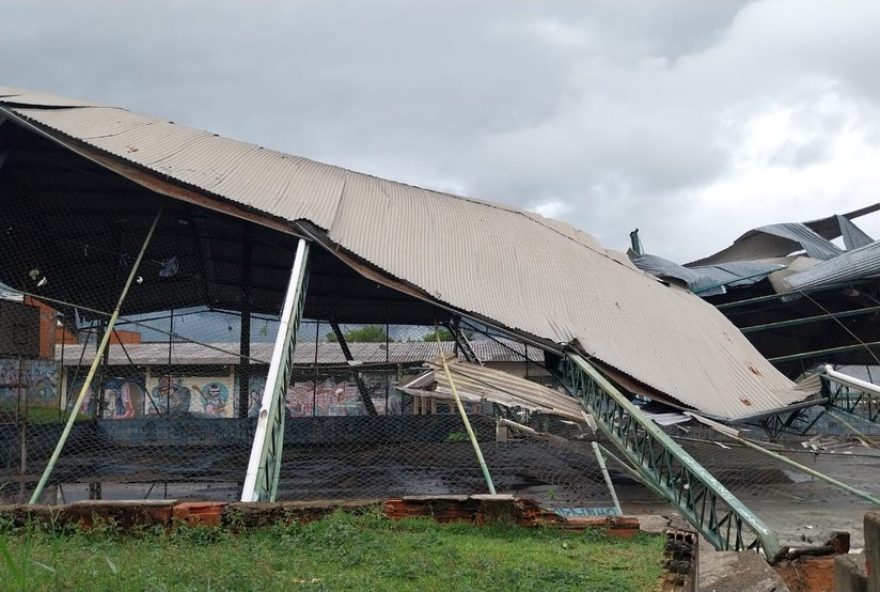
left=399, top=359, right=585, bottom=422
left=689, top=205, right=878, bottom=268
left=0, top=87, right=815, bottom=420
left=837, top=214, right=874, bottom=250
left=784, top=240, right=880, bottom=292
left=688, top=223, right=842, bottom=267
left=629, top=251, right=784, bottom=296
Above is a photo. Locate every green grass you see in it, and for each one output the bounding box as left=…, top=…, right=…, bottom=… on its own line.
left=0, top=511, right=665, bottom=592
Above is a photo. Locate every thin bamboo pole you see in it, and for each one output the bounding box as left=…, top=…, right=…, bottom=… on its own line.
left=435, top=329, right=496, bottom=495
left=826, top=409, right=875, bottom=449
left=688, top=413, right=880, bottom=507
left=29, top=208, right=163, bottom=504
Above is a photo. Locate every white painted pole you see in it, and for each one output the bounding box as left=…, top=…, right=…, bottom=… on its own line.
left=824, top=365, right=880, bottom=396
left=241, top=238, right=308, bottom=502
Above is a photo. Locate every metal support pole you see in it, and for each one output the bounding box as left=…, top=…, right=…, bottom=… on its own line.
left=714, top=279, right=876, bottom=310
left=435, top=331, right=496, bottom=495
left=330, top=321, right=378, bottom=416
left=238, top=231, right=253, bottom=418
left=447, top=317, right=481, bottom=365
left=241, top=239, right=309, bottom=502
left=740, top=305, right=880, bottom=334
left=592, top=441, right=621, bottom=515
left=29, top=208, right=163, bottom=504
left=768, top=341, right=880, bottom=363
left=824, top=365, right=880, bottom=396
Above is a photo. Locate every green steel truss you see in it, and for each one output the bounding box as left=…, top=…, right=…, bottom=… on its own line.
left=241, top=239, right=310, bottom=502
left=559, top=353, right=780, bottom=556
left=826, top=381, right=880, bottom=426
left=745, top=407, right=823, bottom=440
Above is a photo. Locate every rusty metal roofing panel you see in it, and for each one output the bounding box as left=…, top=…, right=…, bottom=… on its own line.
left=3, top=88, right=815, bottom=421
left=10, top=107, right=344, bottom=229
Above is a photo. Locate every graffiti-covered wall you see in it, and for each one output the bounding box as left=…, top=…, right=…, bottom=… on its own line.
left=63, top=370, right=235, bottom=419
left=0, top=358, right=60, bottom=411
left=145, top=374, right=234, bottom=418
left=246, top=372, right=402, bottom=417
left=66, top=375, right=149, bottom=419
left=60, top=367, right=401, bottom=419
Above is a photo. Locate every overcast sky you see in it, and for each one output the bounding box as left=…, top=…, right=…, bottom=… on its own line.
left=3, top=0, right=880, bottom=262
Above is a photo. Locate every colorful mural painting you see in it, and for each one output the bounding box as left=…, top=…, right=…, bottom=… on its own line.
left=145, top=375, right=234, bottom=418
left=193, top=381, right=230, bottom=416
left=66, top=377, right=148, bottom=419
left=147, top=376, right=192, bottom=416
left=52, top=369, right=398, bottom=419
left=0, top=358, right=60, bottom=410
left=247, top=377, right=265, bottom=418
left=247, top=373, right=400, bottom=417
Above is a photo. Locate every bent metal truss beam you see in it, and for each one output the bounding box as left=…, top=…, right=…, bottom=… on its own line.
left=823, top=365, right=880, bottom=427
left=241, top=238, right=310, bottom=502
left=559, top=353, right=780, bottom=557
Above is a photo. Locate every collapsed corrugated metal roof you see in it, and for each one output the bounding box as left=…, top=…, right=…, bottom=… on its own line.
left=784, top=240, right=880, bottom=292
left=398, top=358, right=585, bottom=423
left=688, top=205, right=878, bottom=267
left=628, top=251, right=784, bottom=296
left=632, top=204, right=880, bottom=377
left=0, top=85, right=816, bottom=420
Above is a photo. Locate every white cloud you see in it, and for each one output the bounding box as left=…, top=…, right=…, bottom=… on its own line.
left=1, top=0, right=879, bottom=262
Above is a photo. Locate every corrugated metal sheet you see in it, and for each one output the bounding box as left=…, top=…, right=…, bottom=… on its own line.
left=628, top=251, right=783, bottom=296
left=1, top=89, right=817, bottom=420
left=784, top=240, right=880, bottom=292
left=0, top=86, right=104, bottom=108
left=10, top=106, right=345, bottom=230
left=689, top=223, right=842, bottom=267
left=838, top=215, right=874, bottom=250
left=399, top=359, right=585, bottom=422
left=804, top=204, right=880, bottom=241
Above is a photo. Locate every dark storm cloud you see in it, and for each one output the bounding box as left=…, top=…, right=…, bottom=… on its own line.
left=2, top=0, right=879, bottom=261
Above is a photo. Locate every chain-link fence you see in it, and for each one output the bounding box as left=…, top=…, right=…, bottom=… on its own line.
left=0, top=194, right=617, bottom=514
left=661, top=418, right=880, bottom=548
left=1, top=181, right=879, bottom=551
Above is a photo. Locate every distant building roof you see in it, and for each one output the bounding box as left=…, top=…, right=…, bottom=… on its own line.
left=55, top=338, right=544, bottom=367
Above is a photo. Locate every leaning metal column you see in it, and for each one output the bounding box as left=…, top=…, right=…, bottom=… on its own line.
left=29, top=208, right=163, bottom=504
left=241, top=238, right=310, bottom=502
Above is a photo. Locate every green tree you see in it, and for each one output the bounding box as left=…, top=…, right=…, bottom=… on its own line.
left=422, top=328, right=455, bottom=342
left=327, top=324, right=391, bottom=343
